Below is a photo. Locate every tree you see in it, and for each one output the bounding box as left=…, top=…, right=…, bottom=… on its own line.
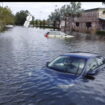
left=0, top=6, right=15, bottom=25
left=15, top=10, right=30, bottom=25
left=47, top=2, right=83, bottom=32
left=39, top=20, right=43, bottom=27
left=30, top=16, right=35, bottom=26
left=48, top=8, right=61, bottom=30
left=66, top=2, right=83, bottom=32
left=0, top=6, right=15, bottom=31
left=42, top=19, right=46, bottom=27
left=35, top=19, right=39, bottom=26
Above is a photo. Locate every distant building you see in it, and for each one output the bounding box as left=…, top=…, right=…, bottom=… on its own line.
left=60, top=8, right=105, bottom=34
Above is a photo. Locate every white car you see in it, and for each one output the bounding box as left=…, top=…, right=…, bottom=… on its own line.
left=44, top=31, right=74, bottom=38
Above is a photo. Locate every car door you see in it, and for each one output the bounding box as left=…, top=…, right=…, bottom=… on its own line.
left=86, top=58, right=99, bottom=75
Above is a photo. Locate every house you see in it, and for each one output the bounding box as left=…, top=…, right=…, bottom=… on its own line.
left=60, top=8, right=105, bottom=34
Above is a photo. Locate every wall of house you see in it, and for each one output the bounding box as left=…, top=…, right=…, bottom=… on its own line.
left=75, top=10, right=99, bottom=33
left=60, top=9, right=105, bottom=34
left=99, top=9, right=105, bottom=18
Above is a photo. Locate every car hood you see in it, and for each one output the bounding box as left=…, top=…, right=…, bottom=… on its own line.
left=42, top=67, right=79, bottom=81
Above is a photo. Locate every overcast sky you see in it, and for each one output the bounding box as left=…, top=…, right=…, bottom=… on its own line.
left=0, top=2, right=104, bottom=20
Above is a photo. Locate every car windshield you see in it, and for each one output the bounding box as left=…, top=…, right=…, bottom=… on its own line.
left=49, top=31, right=64, bottom=35
left=48, top=56, right=86, bottom=75
left=59, top=32, right=66, bottom=35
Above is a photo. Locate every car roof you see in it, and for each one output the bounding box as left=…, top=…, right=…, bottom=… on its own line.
left=60, top=52, right=99, bottom=59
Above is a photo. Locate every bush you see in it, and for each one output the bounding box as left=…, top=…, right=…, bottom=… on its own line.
left=96, top=30, right=105, bottom=36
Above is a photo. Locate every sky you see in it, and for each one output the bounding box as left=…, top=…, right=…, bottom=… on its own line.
left=0, top=2, right=104, bottom=20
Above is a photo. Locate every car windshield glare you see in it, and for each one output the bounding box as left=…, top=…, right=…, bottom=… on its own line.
left=49, top=31, right=65, bottom=35
left=48, top=56, right=86, bottom=75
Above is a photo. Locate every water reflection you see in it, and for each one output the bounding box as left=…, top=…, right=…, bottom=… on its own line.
left=0, top=26, right=105, bottom=105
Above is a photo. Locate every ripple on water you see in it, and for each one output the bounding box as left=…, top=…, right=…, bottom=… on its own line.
left=0, top=27, right=105, bottom=105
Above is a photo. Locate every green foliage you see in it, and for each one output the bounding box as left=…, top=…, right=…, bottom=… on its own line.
left=48, top=8, right=61, bottom=24
left=30, top=16, right=35, bottom=25
left=0, top=6, right=15, bottom=32
left=0, top=6, right=15, bottom=25
left=34, top=19, right=39, bottom=26
left=103, top=10, right=105, bottom=14
left=96, top=30, right=105, bottom=36
left=42, top=19, right=46, bottom=27
left=15, top=10, right=30, bottom=25
left=48, top=2, right=83, bottom=29
left=33, top=19, right=40, bottom=26
left=68, top=2, right=83, bottom=16
left=31, top=19, right=47, bottom=27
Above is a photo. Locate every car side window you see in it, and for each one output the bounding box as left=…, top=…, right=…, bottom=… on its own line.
left=87, top=58, right=98, bottom=72
left=60, top=32, right=65, bottom=35
left=50, top=31, right=56, bottom=35
left=96, top=56, right=104, bottom=66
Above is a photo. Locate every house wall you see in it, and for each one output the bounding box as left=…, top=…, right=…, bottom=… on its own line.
left=73, top=10, right=99, bottom=33
left=60, top=8, right=105, bottom=34
left=99, top=9, right=105, bottom=18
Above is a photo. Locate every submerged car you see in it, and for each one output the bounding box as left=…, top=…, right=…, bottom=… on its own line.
left=44, top=30, right=74, bottom=38
left=43, top=52, right=105, bottom=80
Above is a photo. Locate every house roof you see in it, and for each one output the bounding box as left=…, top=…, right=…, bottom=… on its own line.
left=84, top=8, right=105, bottom=12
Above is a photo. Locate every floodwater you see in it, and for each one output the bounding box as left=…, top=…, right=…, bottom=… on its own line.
left=0, top=26, right=105, bottom=105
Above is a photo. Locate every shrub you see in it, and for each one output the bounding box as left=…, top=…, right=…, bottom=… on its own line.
left=96, top=30, right=105, bottom=36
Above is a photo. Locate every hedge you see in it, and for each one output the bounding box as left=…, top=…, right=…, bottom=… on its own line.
left=96, top=30, right=105, bottom=36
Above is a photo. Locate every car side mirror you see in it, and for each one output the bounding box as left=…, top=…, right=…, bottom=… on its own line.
left=103, top=59, right=105, bottom=64
left=85, top=72, right=95, bottom=80
left=46, top=62, right=50, bottom=67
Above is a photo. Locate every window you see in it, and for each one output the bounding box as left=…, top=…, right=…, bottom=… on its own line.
left=86, top=22, right=91, bottom=28
left=96, top=56, right=104, bottom=66
left=87, top=58, right=98, bottom=72
left=48, top=56, right=86, bottom=75
left=76, top=22, right=79, bottom=27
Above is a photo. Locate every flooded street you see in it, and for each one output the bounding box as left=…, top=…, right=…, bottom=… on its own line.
left=0, top=26, right=105, bottom=105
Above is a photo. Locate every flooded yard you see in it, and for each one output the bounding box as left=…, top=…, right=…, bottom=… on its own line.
left=0, top=26, right=105, bottom=105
